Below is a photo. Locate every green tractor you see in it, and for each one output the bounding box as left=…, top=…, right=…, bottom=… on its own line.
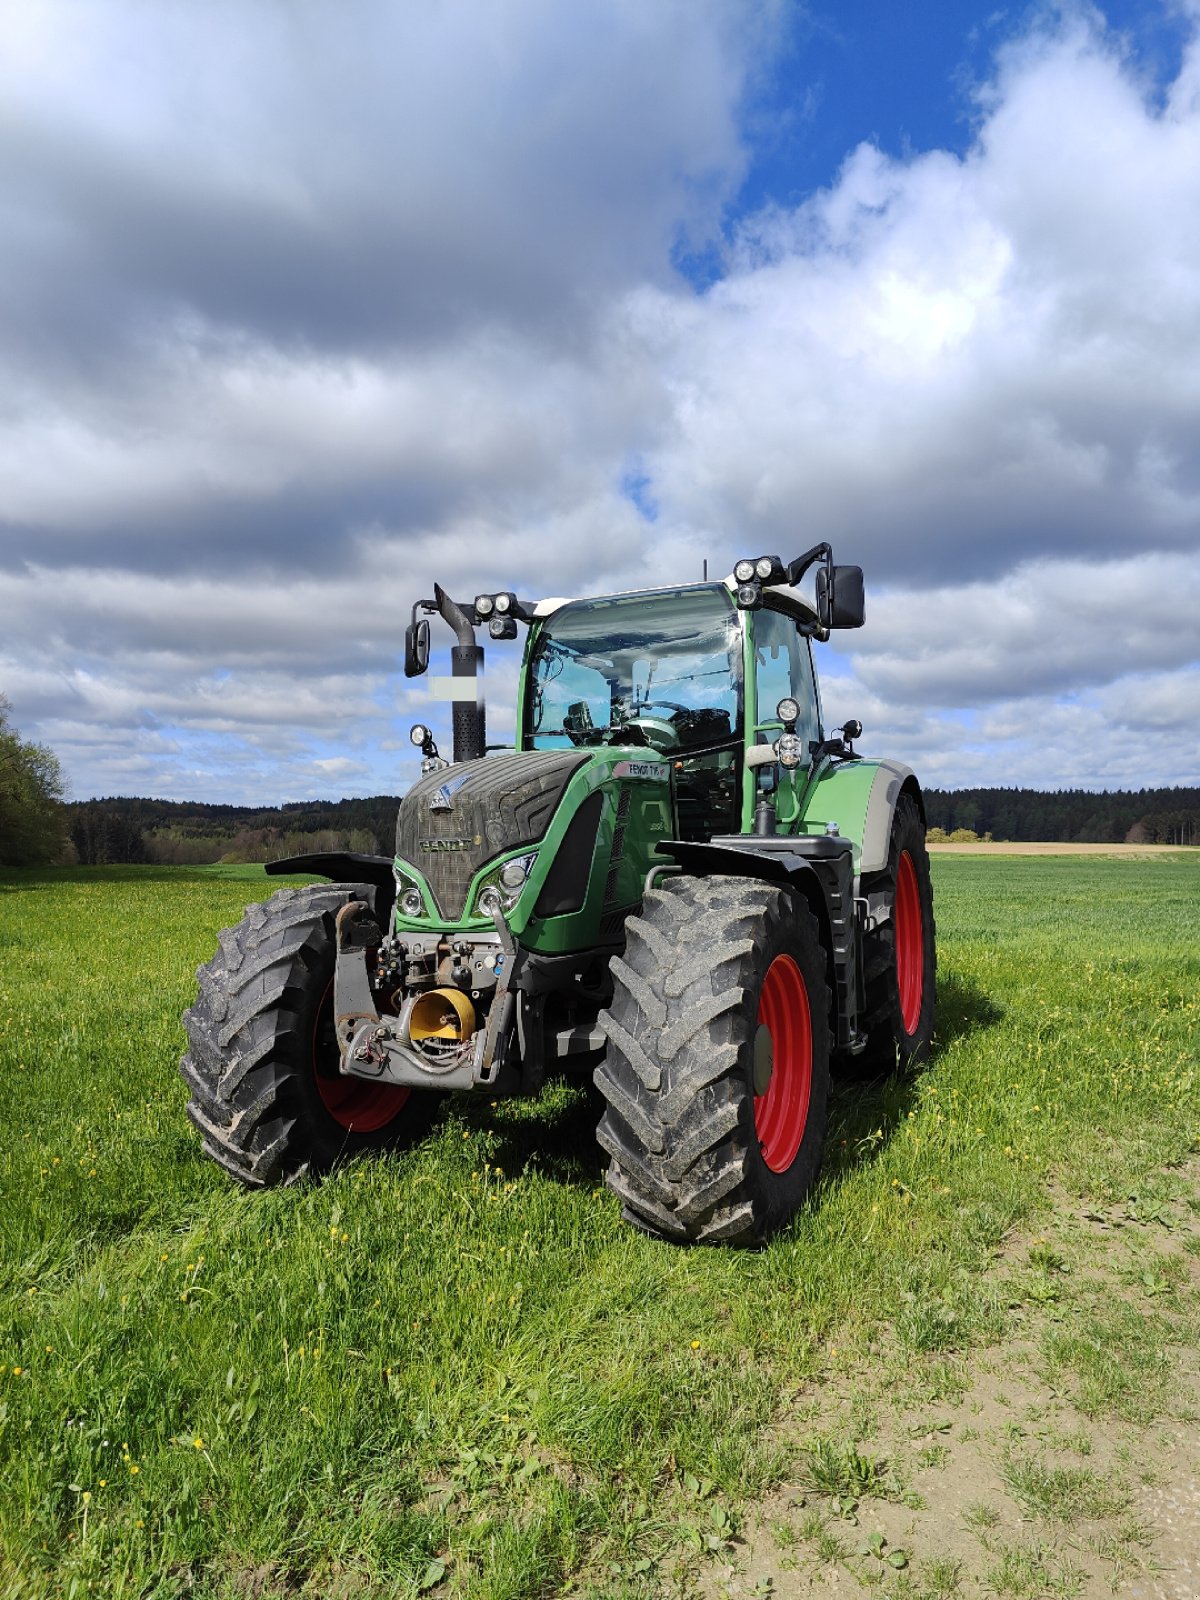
left=181, top=546, right=935, bottom=1245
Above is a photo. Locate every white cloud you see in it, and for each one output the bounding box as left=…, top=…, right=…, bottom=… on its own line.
left=1, top=3, right=1199, bottom=801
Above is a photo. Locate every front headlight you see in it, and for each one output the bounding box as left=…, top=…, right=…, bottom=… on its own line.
left=474, top=851, right=538, bottom=916
left=394, top=864, right=431, bottom=920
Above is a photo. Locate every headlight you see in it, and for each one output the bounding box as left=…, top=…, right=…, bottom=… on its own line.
left=494, top=592, right=512, bottom=614
left=409, top=723, right=430, bottom=746
left=774, top=732, right=804, bottom=769
left=474, top=594, right=494, bottom=617
left=755, top=556, right=774, bottom=580
left=475, top=851, right=538, bottom=916
left=394, top=862, right=431, bottom=921
left=736, top=582, right=761, bottom=609
left=734, top=559, right=756, bottom=583
left=499, top=858, right=529, bottom=890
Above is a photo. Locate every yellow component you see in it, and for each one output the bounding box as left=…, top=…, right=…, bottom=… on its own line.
left=409, top=986, right=475, bottom=1042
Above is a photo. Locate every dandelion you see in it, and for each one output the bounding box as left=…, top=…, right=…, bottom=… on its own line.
left=193, top=1436, right=204, bottom=1450
left=136, top=1519, right=144, bottom=1528
left=690, top=1340, right=701, bottom=1350
left=129, top=1464, right=140, bottom=1475
left=99, top=1479, right=107, bottom=1488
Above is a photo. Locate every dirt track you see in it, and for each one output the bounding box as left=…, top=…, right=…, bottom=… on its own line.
left=927, top=841, right=1190, bottom=857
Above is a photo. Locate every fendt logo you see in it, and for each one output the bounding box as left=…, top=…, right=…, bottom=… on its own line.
left=429, top=772, right=471, bottom=812
left=417, top=835, right=482, bottom=852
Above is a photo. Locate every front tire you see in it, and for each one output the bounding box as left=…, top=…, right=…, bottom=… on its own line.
left=180, top=884, right=438, bottom=1186
left=595, top=877, right=830, bottom=1246
left=858, top=794, right=936, bottom=1072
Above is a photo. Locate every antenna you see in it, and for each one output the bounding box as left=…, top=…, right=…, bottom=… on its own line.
left=702, top=558, right=708, bottom=580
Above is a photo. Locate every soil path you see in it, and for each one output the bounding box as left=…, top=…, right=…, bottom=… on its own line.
left=698, top=1160, right=1200, bottom=1600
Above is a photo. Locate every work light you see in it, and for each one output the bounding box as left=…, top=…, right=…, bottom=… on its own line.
left=474, top=594, right=494, bottom=617
left=409, top=724, right=430, bottom=747
left=734, top=559, right=756, bottom=583
left=776, top=697, right=800, bottom=727
left=774, top=732, right=804, bottom=769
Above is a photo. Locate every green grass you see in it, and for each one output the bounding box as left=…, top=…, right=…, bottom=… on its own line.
left=0, top=855, right=1198, bottom=1597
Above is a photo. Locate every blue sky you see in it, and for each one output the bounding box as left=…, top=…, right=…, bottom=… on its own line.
left=1, top=0, right=1198, bottom=805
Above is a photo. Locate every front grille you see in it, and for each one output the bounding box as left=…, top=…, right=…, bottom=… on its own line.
left=395, top=750, right=588, bottom=918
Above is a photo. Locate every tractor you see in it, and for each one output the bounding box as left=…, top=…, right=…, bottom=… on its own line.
left=181, top=546, right=935, bottom=1245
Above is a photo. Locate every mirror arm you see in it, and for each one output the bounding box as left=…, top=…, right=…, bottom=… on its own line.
left=786, top=543, right=832, bottom=587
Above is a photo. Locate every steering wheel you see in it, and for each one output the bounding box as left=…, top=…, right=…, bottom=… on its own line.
left=633, top=699, right=691, bottom=715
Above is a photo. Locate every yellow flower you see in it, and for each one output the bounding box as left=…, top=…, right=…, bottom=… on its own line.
left=193, top=1436, right=204, bottom=1450
left=690, top=1340, right=701, bottom=1350
left=99, top=1479, right=107, bottom=1487
left=129, top=1464, right=140, bottom=1475
left=136, top=1519, right=144, bottom=1528
left=81, top=1492, right=91, bottom=1504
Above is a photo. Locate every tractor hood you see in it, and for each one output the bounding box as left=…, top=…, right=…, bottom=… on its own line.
left=395, top=750, right=590, bottom=918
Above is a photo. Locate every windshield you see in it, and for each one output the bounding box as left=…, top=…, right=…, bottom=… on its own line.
left=524, top=585, right=742, bottom=753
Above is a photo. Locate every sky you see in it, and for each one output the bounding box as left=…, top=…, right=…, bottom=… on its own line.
left=1, top=0, right=1198, bottom=805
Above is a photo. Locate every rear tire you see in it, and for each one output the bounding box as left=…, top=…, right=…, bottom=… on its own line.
left=595, top=877, right=830, bottom=1245
left=180, top=884, right=438, bottom=1186
left=858, top=794, right=936, bottom=1073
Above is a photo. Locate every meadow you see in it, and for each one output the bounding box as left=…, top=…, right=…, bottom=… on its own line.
left=0, top=855, right=1197, bottom=1598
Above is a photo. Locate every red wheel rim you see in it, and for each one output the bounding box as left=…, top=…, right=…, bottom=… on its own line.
left=753, top=954, right=813, bottom=1173
left=313, top=981, right=410, bottom=1133
left=895, top=850, right=925, bottom=1036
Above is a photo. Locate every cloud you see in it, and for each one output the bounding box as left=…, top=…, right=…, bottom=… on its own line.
left=1, top=3, right=1199, bottom=801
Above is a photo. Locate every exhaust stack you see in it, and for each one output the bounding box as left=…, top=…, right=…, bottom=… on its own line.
left=434, top=583, right=486, bottom=764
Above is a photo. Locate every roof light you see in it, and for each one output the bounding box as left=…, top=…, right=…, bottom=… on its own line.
left=734, top=559, right=756, bottom=583
left=755, top=557, right=774, bottom=580
left=474, top=594, right=494, bottom=617
left=736, top=582, right=762, bottom=609
left=494, top=592, right=512, bottom=614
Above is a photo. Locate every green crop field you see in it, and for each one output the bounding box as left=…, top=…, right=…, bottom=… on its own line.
left=1, top=856, right=1197, bottom=1599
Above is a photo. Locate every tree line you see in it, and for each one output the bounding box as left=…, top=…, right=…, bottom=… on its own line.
left=923, top=786, right=1200, bottom=846
left=67, top=783, right=1200, bottom=864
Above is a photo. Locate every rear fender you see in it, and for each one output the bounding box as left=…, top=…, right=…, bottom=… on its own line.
left=795, top=760, right=924, bottom=878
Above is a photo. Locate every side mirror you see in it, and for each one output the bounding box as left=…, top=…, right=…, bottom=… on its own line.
left=815, top=565, right=865, bottom=630
left=404, top=619, right=430, bottom=678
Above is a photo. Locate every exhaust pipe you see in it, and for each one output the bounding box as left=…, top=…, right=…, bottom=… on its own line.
left=434, top=583, right=486, bottom=764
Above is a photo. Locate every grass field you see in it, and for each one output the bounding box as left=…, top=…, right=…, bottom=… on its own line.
left=0, top=855, right=1197, bottom=1598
